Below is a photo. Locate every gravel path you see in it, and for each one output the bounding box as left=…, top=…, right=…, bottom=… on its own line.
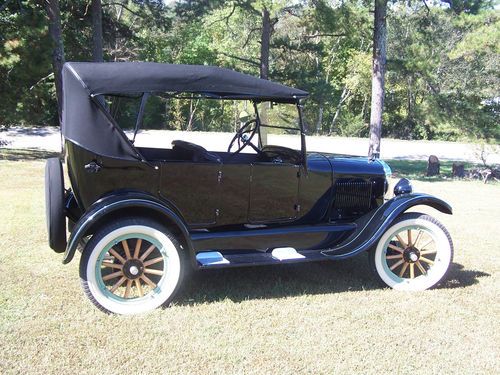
left=1, top=126, right=498, bottom=163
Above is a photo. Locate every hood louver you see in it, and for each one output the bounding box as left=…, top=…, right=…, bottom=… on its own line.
left=334, top=180, right=373, bottom=210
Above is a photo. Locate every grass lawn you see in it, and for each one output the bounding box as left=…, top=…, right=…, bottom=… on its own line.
left=0, top=153, right=499, bottom=374
left=386, top=159, right=480, bottom=181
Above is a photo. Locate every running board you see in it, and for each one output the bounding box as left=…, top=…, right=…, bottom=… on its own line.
left=196, top=248, right=327, bottom=269
left=190, top=223, right=356, bottom=252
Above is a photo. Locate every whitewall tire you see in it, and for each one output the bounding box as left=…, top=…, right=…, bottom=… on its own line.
left=80, top=218, right=183, bottom=315
left=369, top=213, right=453, bottom=291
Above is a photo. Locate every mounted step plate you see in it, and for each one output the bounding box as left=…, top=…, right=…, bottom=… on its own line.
left=196, top=248, right=312, bottom=268
left=196, top=251, right=229, bottom=266
left=271, top=247, right=305, bottom=261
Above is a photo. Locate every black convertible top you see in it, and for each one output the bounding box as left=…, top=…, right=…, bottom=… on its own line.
left=62, top=62, right=308, bottom=160
left=64, top=62, right=308, bottom=100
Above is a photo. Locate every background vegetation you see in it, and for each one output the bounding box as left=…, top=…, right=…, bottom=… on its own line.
left=1, top=0, right=499, bottom=142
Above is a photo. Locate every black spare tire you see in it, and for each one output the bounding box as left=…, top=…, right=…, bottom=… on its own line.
left=45, top=157, right=67, bottom=253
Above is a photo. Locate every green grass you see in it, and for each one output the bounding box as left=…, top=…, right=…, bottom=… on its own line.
left=0, top=154, right=499, bottom=374
left=386, top=159, right=481, bottom=181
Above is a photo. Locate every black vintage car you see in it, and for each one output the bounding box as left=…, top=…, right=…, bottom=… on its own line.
left=45, top=62, right=453, bottom=314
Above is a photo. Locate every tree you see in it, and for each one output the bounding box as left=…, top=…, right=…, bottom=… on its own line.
left=201, top=1, right=281, bottom=80
left=91, top=0, right=104, bottom=62
left=0, top=0, right=497, bottom=141
left=44, top=0, right=65, bottom=123
left=440, top=0, right=492, bottom=15
left=368, top=0, right=387, bottom=159
left=259, top=6, right=271, bottom=79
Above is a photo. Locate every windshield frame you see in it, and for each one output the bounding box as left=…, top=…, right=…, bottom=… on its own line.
left=252, top=100, right=307, bottom=168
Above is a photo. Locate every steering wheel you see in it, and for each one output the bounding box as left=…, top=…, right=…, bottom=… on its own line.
left=227, top=119, right=261, bottom=154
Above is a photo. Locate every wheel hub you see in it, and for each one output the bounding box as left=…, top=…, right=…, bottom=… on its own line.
left=123, top=259, right=144, bottom=279
left=403, top=247, right=420, bottom=263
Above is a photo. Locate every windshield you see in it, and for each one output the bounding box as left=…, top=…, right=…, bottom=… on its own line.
left=257, top=101, right=301, bottom=150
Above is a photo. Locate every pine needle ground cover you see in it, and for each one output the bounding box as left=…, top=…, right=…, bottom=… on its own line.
left=0, top=156, right=498, bottom=374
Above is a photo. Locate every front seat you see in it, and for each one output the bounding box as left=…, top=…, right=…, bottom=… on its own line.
left=171, top=140, right=222, bottom=163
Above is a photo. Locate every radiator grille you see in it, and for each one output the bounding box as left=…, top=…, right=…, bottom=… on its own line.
left=334, top=180, right=373, bottom=209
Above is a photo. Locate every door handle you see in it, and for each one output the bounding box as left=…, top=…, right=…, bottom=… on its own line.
left=84, top=161, right=102, bottom=173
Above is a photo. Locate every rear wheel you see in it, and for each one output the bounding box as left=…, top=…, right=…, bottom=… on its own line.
left=45, top=157, right=66, bottom=253
left=369, top=213, right=453, bottom=291
left=80, top=218, right=183, bottom=314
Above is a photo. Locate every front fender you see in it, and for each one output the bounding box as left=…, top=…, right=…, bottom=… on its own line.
left=322, top=193, right=452, bottom=259
left=62, top=192, right=193, bottom=264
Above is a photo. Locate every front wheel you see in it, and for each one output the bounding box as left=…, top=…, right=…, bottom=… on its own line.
left=80, top=218, right=184, bottom=314
left=369, top=213, right=453, bottom=291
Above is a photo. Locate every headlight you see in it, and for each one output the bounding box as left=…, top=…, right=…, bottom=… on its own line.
left=394, top=178, right=413, bottom=196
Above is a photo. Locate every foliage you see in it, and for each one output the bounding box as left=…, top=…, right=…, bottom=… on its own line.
left=0, top=0, right=498, bottom=142
left=0, top=1, right=54, bottom=125
left=384, top=5, right=499, bottom=141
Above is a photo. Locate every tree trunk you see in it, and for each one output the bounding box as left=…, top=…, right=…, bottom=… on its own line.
left=452, top=163, right=465, bottom=178
left=258, top=7, right=272, bottom=146
left=329, top=87, right=350, bottom=135
left=91, top=0, right=104, bottom=62
left=361, top=94, right=368, bottom=120
left=113, top=2, right=124, bottom=61
left=187, top=99, right=199, bottom=131
left=45, top=0, right=65, bottom=124
left=259, top=7, right=271, bottom=80
left=316, top=102, right=324, bottom=134
left=368, top=0, right=387, bottom=159
left=427, top=155, right=440, bottom=176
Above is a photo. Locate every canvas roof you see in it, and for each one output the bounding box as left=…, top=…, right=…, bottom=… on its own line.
left=62, top=62, right=308, bottom=160
left=64, top=62, right=308, bottom=102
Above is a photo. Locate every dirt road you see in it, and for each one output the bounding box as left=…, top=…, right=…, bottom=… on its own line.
left=1, top=126, right=498, bottom=163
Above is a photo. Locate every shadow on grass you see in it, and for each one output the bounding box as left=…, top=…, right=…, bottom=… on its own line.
left=436, top=262, right=490, bottom=289
left=0, top=125, right=59, bottom=137
left=175, top=255, right=488, bottom=305
left=0, top=148, right=60, bottom=161
left=386, top=159, right=479, bottom=182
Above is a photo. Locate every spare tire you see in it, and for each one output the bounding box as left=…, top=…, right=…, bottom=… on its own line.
left=45, top=157, right=67, bottom=253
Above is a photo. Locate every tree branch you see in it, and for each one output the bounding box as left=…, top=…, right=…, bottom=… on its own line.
left=102, top=2, right=144, bottom=18
left=303, top=33, right=346, bottom=39
left=219, top=52, right=259, bottom=66
left=280, top=5, right=302, bottom=17
left=235, top=0, right=260, bottom=16
left=84, top=0, right=91, bottom=16
left=421, top=0, right=431, bottom=15
left=29, top=72, right=54, bottom=91
left=242, top=27, right=259, bottom=48
left=207, top=2, right=236, bottom=26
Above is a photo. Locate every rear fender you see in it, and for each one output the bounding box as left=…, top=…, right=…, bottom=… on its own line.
left=322, top=193, right=452, bottom=259
left=62, top=192, right=194, bottom=265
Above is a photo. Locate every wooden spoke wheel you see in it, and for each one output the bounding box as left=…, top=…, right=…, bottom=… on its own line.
left=99, top=238, right=166, bottom=299
left=369, top=213, right=453, bottom=291
left=80, top=218, right=183, bottom=314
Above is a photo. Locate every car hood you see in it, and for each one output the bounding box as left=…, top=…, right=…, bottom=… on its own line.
left=307, top=152, right=390, bottom=176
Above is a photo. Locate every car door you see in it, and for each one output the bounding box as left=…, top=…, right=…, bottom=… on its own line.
left=160, top=163, right=220, bottom=226
left=216, top=163, right=252, bottom=226
left=248, top=161, right=300, bottom=223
